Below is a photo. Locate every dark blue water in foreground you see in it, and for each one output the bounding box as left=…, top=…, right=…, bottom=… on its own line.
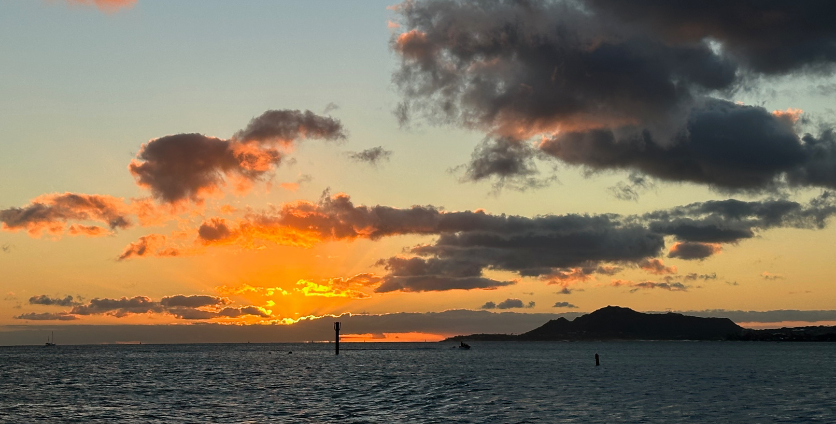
left=1, top=342, right=834, bottom=423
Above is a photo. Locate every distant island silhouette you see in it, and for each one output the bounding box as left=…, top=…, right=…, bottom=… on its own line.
left=444, top=306, right=836, bottom=342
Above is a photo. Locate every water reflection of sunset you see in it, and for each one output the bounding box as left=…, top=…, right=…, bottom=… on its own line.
left=340, top=332, right=446, bottom=343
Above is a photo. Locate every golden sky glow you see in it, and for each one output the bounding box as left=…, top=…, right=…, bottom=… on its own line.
left=2, top=0, right=836, bottom=340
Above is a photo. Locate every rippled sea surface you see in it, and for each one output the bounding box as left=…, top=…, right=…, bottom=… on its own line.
left=1, top=342, right=835, bottom=423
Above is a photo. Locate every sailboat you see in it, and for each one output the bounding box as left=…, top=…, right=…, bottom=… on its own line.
left=44, top=331, right=55, bottom=347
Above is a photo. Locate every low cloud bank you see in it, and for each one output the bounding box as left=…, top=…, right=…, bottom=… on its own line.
left=5, top=308, right=836, bottom=345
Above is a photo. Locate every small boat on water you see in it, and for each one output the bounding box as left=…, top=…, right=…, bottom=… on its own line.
left=44, top=331, right=55, bottom=347
left=458, top=341, right=471, bottom=350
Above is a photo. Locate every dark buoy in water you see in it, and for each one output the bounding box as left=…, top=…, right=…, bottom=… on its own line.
left=595, top=353, right=600, bottom=366
left=334, top=321, right=341, bottom=355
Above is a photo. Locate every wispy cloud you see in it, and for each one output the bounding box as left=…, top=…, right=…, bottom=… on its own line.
left=761, top=272, right=785, bottom=281
left=345, top=147, right=393, bottom=166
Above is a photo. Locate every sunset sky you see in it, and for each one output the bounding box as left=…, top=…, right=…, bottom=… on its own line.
left=2, top=0, right=836, bottom=343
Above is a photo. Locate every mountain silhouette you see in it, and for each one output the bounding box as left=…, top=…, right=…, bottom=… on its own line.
left=445, top=306, right=743, bottom=341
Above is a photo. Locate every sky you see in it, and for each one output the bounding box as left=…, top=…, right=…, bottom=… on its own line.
left=2, top=0, right=836, bottom=344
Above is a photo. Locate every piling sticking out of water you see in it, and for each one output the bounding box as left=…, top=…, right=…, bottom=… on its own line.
left=334, top=322, right=341, bottom=355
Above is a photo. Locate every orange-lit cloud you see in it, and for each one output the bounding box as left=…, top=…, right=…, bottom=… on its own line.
left=0, top=193, right=190, bottom=240
left=0, top=193, right=131, bottom=238
left=639, top=258, right=677, bottom=275
left=67, top=224, right=111, bottom=237
left=279, top=174, right=313, bottom=192
left=295, top=273, right=383, bottom=299
left=117, top=234, right=181, bottom=260
left=64, top=0, right=136, bottom=13
left=216, top=284, right=289, bottom=297
left=772, top=107, right=803, bottom=125
left=219, top=204, right=238, bottom=215
left=541, top=265, right=621, bottom=286
left=129, top=110, right=344, bottom=204
left=395, top=30, right=435, bottom=62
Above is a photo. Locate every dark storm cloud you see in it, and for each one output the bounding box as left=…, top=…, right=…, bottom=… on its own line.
left=129, top=110, right=345, bottom=204
left=345, top=147, right=393, bottom=166
left=391, top=0, right=836, bottom=192
left=377, top=274, right=515, bottom=293
left=584, top=0, right=836, bottom=75
left=553, top=302, right=578, bottom=308
left=393, top=0, right=736, bottom=137
left=375, top=275, right=516, bottom=293
left=369, top=212, right=665, bottom=291
left=408, top=220, right=665, bottom=276
left=29, top=295, right=82, bottom=307
left=539, top=100, right=836, bottom=192
left=0, top=193, right=131, bottom=237
left=374, top=255, right=516, bottom=292
left=13, top=312, right=78, bottom=321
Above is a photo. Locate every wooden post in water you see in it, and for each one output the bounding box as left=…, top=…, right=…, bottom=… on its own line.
left=334, top=322, right=341, bottom=355
left=595, top=353, right=600, bottom=366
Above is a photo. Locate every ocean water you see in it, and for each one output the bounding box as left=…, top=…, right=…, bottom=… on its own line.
left=1, top=342, right=834, bottom=423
